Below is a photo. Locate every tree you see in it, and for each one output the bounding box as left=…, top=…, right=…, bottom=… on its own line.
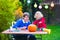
left=0, top=0, right=19, bottom=40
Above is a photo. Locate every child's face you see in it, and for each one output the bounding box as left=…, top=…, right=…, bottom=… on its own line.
left=24, top=16, right=29, bottom=22
left=34, top=13, right=40, bottom=19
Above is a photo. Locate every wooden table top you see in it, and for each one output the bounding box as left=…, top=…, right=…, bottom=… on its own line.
left=2, top=29, right=47, bottom=34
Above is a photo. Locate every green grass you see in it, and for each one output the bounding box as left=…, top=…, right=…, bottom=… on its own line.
left=36, top=25, right=60, bottom=40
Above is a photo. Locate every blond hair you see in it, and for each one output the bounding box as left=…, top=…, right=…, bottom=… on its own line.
left=34, top=11, right=43, bottom=19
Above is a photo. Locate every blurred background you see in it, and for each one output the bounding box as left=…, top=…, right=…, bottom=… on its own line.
left=0, top=0, right=60, bottom=40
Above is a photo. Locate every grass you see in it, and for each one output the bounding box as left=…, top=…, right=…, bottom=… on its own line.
left=36, top=25, right=60, bottom=40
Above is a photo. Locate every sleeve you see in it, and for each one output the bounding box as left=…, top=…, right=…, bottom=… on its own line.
left=13, top=19, right=21, bottom=28
left=39, top=18, right=45, bottom=24
left=32, top=20, right=37, bottom=25
left=27, top=21, right=31, bottom=26
left=38, top=18, right=46, bottom=28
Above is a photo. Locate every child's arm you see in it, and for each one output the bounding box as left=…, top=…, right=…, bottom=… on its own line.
left=32, top=20, right=37, bottom=25
left=13, top=19, right=21, bottom=28
left=38, top=18, right=46, bottom=28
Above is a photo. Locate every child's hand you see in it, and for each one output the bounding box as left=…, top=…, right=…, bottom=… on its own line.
left=17, top=26, right=27, bottom=30
left=22, top=26, right=26, bottom=29
left=20, top=26, right=26, bottom=30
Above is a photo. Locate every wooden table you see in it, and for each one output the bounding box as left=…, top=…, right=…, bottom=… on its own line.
left=2, top=29, right=47, bottom=40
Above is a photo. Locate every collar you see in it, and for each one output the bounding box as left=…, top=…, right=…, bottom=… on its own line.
left=22, top=19, right=28, bottom=23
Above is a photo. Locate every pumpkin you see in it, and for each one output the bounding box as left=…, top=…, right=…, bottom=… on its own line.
left=28, top=24, right=37, bottom=32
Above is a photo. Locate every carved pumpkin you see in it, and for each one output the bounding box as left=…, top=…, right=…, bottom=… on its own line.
left=28, top=24, right=37, bottom=32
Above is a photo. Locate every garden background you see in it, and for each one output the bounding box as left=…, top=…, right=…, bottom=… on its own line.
left=0, top=0, right=60, bottom=40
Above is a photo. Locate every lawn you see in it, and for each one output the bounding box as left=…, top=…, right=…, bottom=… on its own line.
left=36, top=25, right=60, bottom=40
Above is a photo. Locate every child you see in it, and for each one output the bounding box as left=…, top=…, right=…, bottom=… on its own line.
left=13, top=12, right=36, bottom=40
left=33, top=11, right=46, bottom=31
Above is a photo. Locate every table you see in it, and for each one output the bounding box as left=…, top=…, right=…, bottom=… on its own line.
left=2, top=29, right=47, bottom=40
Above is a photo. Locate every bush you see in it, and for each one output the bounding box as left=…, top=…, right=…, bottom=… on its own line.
left=0, top=0, right=19, bottom=40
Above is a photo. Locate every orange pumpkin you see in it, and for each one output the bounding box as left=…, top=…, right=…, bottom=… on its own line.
left=28, top=24, right=37, bottom=32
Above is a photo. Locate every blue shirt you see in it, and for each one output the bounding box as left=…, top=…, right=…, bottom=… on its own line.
left=13, top=19, right=31, bottom=29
